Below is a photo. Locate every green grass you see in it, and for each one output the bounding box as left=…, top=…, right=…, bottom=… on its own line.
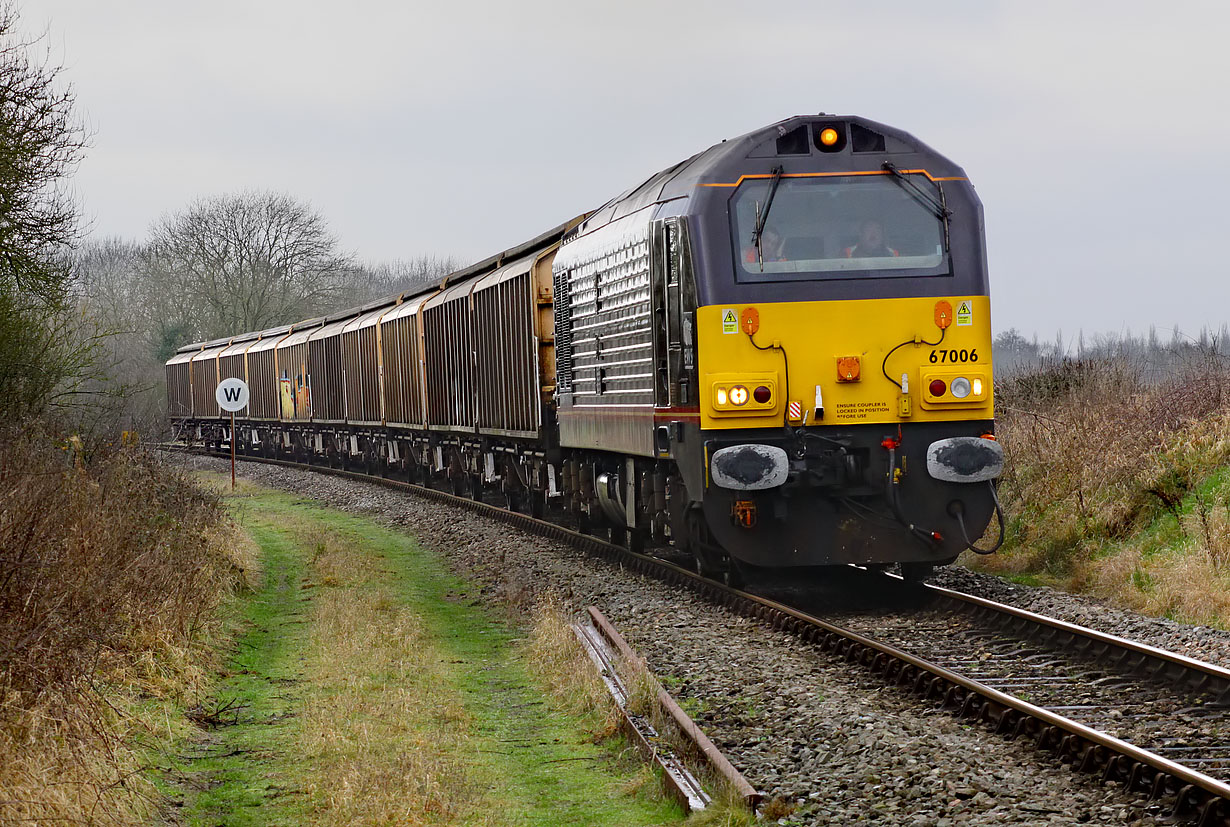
left=164, top=481, right=686, bottom=826
left=161, top=513, right=314, bottom=824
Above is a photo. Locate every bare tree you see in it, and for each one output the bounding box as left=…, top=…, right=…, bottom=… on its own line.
left=340, top=255, right=463, bottom=305
left=0, top=1, right=89, bottom=421
left=147, top=191, right=352, bottom=339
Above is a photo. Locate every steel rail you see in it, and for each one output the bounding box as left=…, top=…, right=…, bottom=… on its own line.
left=914, top=580, right=1230, bottom=703
left=573, top=617, right=712, bottom=812
left=170, top=446, right=1230, bottom=825
left=585, top=606, right=761, bottom=808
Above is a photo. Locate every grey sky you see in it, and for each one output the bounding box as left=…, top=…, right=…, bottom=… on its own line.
left=17, top=0, right=1230, bottom=341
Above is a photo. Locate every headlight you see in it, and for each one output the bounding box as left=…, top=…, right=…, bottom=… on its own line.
left=919, top=370, right=990, bottom=408
left=708, top=374, right=778, bottom=415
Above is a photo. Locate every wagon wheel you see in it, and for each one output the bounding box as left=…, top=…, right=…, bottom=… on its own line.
left=503, top=486, right=522, bottom=513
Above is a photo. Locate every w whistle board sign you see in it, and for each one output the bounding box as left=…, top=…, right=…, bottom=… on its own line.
left=216, top=378, right=250, bottom=412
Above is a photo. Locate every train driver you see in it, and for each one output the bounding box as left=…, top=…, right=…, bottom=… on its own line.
left=844, top=219, right=899, bottom=258
left=743, top=226, right=787, bottom=263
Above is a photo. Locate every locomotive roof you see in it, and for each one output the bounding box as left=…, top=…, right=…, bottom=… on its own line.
left=569, top=113, right=966, bottom=239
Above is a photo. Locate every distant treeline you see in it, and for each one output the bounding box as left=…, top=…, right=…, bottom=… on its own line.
left=73, top=193, right=462, bottom=433
left=993, top=325, right=1230, bottom=381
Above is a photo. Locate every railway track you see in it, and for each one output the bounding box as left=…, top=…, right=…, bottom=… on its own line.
left=172, top=445, right=1230, bottom=825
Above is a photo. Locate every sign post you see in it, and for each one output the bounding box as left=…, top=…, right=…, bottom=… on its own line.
left=215, top=378, right=250, bottom=490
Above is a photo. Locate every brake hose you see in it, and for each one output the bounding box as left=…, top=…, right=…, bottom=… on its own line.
left=883, top=442, right=942, bottom=546
left=954, top=481, right=1006, bottom=555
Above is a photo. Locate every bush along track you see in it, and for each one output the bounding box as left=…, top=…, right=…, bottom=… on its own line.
left=983, top=357, right=1230, bottom=625
left=161, top=477, right=688, bottom=827
left=0, top=435, right=252, bottom=826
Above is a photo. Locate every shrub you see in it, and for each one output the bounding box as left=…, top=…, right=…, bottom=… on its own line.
left=0, top=423, right=252, bottom=823
left=979, top=351, right=1230, bottom=625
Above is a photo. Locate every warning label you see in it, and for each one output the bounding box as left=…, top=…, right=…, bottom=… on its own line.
left=834, top=401, right=891, bottom=421
left=721, top=308, right=738, bottom=334
left=955, top=300, right=973, bottom=326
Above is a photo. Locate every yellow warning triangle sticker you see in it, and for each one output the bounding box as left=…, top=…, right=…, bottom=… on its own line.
left=723, top=310, right=736, bottom=323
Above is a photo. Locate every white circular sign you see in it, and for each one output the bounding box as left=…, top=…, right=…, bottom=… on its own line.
left=215, top=377, right=250, bottom=412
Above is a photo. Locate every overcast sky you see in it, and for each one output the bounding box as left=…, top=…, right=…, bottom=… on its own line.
left=16, top=0, right=1230, bottom=342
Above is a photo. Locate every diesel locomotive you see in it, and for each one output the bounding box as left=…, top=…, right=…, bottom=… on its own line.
left=167, top=114, right=1004, bottom=581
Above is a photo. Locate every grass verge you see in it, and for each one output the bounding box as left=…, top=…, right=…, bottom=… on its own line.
left=167, top=476, right=688, bottom=826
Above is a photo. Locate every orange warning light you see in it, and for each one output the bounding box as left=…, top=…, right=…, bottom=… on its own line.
left=740, top=306, right=760, bottom=335
left=934, top=300, right=953, bottom=329
left=819, top=127, right=839, bottom=146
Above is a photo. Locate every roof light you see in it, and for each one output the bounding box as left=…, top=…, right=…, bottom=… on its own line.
left=819, top=127, right=839, bottom=146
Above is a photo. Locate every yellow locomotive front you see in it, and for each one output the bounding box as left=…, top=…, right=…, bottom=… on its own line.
left=697, top=295, right=993, bottom=433
left=670, top=118, right=1003, bottom=579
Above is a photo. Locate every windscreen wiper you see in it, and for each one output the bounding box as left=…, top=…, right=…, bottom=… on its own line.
left=882, top=162, right=950, bottom=221
left=750, top=165, right=784, bottom=270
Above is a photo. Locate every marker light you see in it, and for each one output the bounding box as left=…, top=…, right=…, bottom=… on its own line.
left=950, top=377, right=972, bottom=399
left=928, top=379, right=947, bottom=397
left=973, top=378, right=983, bottom=396
left=819, top=127, right=839, bottom=146
left=730, top=385, right=750, bottom=406
left=753, top=385, right=772, bottom=404
left=716, top=388, right=729, bottom=406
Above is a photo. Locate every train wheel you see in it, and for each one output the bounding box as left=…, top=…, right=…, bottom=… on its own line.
left=504, top=488, right=521, bottom=512
left=626, top=529, right=645, bottom=554
left=576, top=511, right=593, bottom=536
left=692, top=548, right=719, bottom=578
left=899, top=562, right=934, bottom=583
left=722, top=560, right=746, bottom=589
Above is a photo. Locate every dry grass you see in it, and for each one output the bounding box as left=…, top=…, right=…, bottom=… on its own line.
left=524, top=595, right=620, bottom=733
left=0, top=424, right=254, bottom=824
left=980, top=354, right=1230, bottom=624
left=293, top=529, right=495, bottom=827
